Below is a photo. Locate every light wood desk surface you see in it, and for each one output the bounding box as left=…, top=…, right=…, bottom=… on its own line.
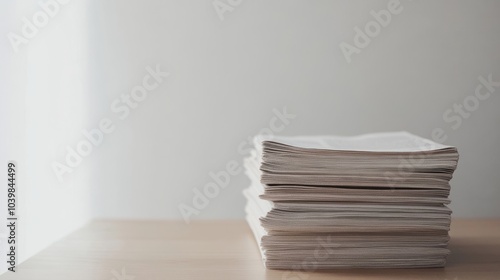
left=1, top=219, right=499, bottom=280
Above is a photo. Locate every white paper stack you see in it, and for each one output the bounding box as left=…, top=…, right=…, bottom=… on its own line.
left=243, top=131, right=459, bottom=269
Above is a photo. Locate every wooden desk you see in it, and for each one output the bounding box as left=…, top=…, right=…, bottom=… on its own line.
left=1, top=219, right=499, bottom=280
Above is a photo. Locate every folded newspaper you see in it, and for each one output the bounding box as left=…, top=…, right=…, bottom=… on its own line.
left=243, top=131, right=459, bottom=269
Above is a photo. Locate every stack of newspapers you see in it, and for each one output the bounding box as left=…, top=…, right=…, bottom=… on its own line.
left=243, top=132, right=459, bottom=269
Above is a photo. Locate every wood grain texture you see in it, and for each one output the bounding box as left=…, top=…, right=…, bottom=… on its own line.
left=1, top=219, right=499, bottom=280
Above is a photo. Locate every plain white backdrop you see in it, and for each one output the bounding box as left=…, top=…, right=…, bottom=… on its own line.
left=2, top=0, right=500, bottom=265
left=85, top=0, right=500, bottom=219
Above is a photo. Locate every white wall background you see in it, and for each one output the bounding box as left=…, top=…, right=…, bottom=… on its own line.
left=1, top=0, right=92, bottom=270
left=84, top=0, right=500, bottom=220
left=2, top=0, right=500, bottom=263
